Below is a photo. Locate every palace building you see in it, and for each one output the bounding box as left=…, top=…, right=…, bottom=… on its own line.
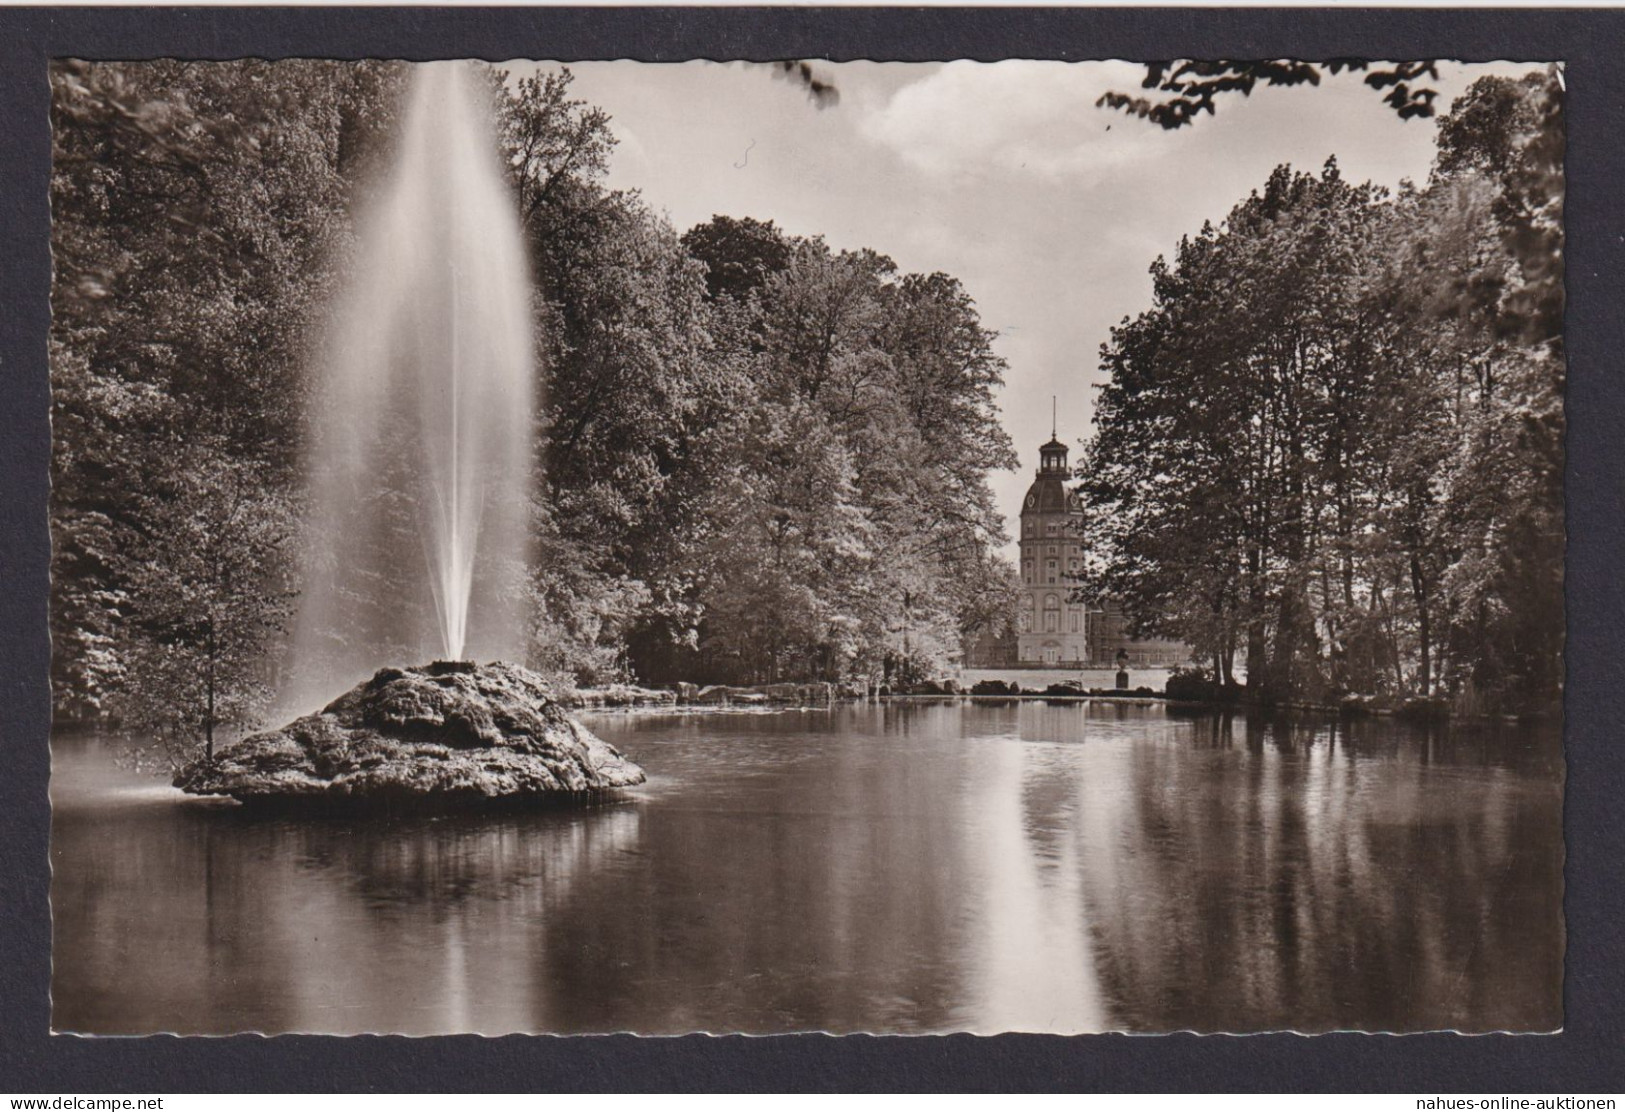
left=1015, top=431, right=1188, bottom=668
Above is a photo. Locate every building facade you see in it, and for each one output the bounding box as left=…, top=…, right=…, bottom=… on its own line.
left=1016, top=436, right=1091, bottom=665
left=1015, top=433, right=1190, bottom=668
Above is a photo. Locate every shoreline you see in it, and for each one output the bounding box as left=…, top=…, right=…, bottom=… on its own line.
left=573, top=689, right=1555, bottom=726
left=50, top=685, right=1556, bottom=734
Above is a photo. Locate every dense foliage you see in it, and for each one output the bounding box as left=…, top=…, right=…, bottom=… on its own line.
left=1078, top=70, right=1563, bottom=714
left=48, top=61, right=1017, bottom=749
left=1099, top=61, right=1445, bottom=129
left=49, top=59, right=401, bottom=737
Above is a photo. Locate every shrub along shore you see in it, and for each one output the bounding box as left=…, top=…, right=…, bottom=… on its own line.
left=565, top=675, right=1554, bottom=724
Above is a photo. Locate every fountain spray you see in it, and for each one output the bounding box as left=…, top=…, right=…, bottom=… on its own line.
left=287, top=61, right=534, bottom=707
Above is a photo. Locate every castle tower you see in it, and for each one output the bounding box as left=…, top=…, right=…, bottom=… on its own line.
left=1016, top=425, right=1091, bottom=666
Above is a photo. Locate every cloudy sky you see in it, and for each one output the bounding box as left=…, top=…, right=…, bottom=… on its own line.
left=509, top=59, right=1542, bottom=558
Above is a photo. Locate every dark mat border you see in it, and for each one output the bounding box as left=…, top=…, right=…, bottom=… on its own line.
left=2, top=6, right=1618, bottom=1093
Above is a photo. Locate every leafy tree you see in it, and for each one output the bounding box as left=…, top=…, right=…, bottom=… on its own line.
left=1082, top=160, right=1382, bottom=700
left=495, top=67, right=617, bottom=234
left=494, top=70, right=738, bottom=680
left=51, top=58, right=1027, bottom=719
left=109, top=445, right=297, bottom=763
left=682, top=215, right=796, bottom=303
left=1079, top=69, right=1563, bottom=714
left=694, top=399, right=874, bottom=682
left=1099, top=60, right=1443, bottom=129
left=49, top=60, right=401, bottom=739
left=738, top=241, right=1015, bottom=683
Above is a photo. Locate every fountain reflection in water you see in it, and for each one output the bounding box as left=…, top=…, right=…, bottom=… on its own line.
left=288, top=62, right=534, bottom=709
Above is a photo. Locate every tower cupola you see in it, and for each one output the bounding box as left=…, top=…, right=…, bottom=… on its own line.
left=1037, top=397, right=1069, bottom=476
left=1038, top=437, right=1069, bottom=476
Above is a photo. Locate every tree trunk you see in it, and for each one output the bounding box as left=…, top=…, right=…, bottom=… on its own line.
left=1409, top=553, right=1431, bottom=697
left=1245, top=546, right=1267, bottom=695
left=1374, top=577, right=1406, bottom=694
left=204, top=619, right=216, bottom=763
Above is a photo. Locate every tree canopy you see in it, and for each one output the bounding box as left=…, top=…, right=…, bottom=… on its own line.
left=1079, top=68, right=1563, bottom=714
left=1098, top=60, right=1446, bottom=129
left=48, top=60, right=1020, bottom=756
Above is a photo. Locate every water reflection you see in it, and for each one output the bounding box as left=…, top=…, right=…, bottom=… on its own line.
left=1077, top=711, right=1562, bottom=1032
left=954, top=718, right=1103, bottom=1033
left=51, top=704, right=1562, bottom=1034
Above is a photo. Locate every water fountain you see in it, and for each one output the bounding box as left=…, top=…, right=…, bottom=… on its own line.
left=284, top=60, right=534, bottom=708
left=178, top=61, right=645, bottom=808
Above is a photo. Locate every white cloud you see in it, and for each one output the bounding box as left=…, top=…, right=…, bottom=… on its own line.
left=859, top=60, right=1174, bottom=183
left=609, top=120, right=651, bottom=180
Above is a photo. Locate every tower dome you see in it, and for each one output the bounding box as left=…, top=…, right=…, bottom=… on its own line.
left=1023, top=436, right=1073, bottom=514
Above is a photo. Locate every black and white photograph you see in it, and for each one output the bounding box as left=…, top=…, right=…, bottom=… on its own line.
left=45, top=54, right=1565, bottom=1037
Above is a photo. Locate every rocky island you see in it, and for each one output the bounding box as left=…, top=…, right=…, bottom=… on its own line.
left=174, top=660, right=646, bottom=810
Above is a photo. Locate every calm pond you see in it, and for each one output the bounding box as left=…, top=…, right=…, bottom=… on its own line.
left=50, top=701, right=1563, bottom=1035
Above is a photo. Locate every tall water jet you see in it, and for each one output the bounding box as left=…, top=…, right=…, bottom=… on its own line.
left=286, top=61, right=535, bottom=709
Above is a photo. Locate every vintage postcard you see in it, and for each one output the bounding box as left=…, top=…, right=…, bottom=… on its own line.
left=46, top=57, right=1563, bottom=1036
